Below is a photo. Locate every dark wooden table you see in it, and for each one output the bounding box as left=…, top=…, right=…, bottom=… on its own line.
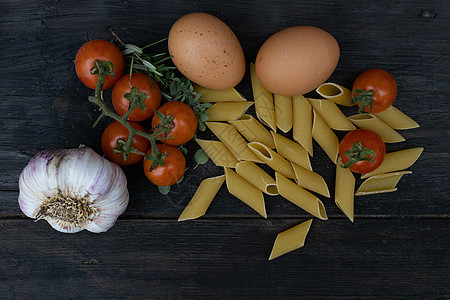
left=1, top=0, right=449, bottom=298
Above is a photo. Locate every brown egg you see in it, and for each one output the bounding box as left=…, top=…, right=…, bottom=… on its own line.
left=168, top=12, right=246, bottom=90
left=255, top=26, right=340, bottom=96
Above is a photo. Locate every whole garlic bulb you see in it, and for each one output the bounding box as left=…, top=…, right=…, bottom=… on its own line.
left=18, top=146, right=129, bottom=233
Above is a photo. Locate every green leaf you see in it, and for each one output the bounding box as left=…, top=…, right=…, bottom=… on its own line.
left=123, top=44, right=143, bottom=54
left=194, top=149, right=209, bottom=165
left=197, top=121, right=206, bottom=132
left=158, top=185, right=171, bottom=195
left=198, top=112, right=209, bottom=123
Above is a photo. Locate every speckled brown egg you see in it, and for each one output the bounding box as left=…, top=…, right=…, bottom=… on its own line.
left=255, top=26, right=340, bottom=96
left=168, top=12, right=245, bottom=90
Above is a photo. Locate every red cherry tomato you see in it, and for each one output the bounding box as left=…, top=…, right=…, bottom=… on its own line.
left=151, top=101, right=197, bottom=146
left=339, top=129, right=386, bottom=174
left=352, top=68, right=397, bottom=113
left=101, top=121, right=149, bottom=166
left=112, top=73, right=161, bottom=121
left=75, top=39, right=124, bottom=90
left=143, top=144, right=186, bottom=186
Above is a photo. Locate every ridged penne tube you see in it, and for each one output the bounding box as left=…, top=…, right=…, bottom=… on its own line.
left=250, top=62, right=276, bottom=131
left=307, top=98, right=356, bottom=131
left=206, top=122, right=263, bottom=163
left=274, top=94, right=293, bottom=133
left=194, top=84, right=247, bottom=102
left=224, top=168, right=267, bottom=218
left=361, top=148, right=423, bottom=179
left=275, top=172, right=328, bottom=220
left=269, top=219, right=313, bottom=260
left=312, top=110, right=339, bottom=164
left=229, top=115, right=275, bottom=149
left=235, top=161, right=278, bottom=196
left=178, top=175, right=225, bottom=221
left=271, top=131, right=312, bottom=171
left=348, top=113, right=405, bottom=143
left=356, top=171, right=412, bottom=196
left=292, top=95, right=313, bottom=156
left=335, top=158, right=355, bottom=222
left=248, top=142, right=296, bottom=179
left=205, top=101, right=254, bottom=121
left=195, top=139, right=238, bottom=168
left=316, top=82, right=354, bottom=107
left=373, top=105, right=420, bottom=130
left=290, top=162, right=329, bottom=197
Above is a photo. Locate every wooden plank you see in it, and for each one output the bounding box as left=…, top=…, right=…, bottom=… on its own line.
left=0, top=218, right=448, bottom=298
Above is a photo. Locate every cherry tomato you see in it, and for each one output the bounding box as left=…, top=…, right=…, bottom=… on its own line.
left=75, top=39, right=124, bottom=90
left=101, top=121, right=149, bottom=166
left=151, top=101, right=197, bottom=146
left=352, top=68, right=397, bottom=113
left=339, top=129, right=386, bottom=174
left=143, top=144, right=186, bottom=186
left=112, top=73, right=161, bottom=121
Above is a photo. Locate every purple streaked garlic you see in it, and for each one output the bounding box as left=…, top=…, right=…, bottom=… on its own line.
left=18, top=145, right=129, bottom=233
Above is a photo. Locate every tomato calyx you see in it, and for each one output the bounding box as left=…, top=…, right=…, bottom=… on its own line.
left=113, top=137, right=146, bottom=161
left=340, top=141, right=375, bottom=169
left=90, top=59, right=116, bottom=97
left=351, top=88, right=375, bottom=114
left=124, top=86, right=148, bottom=111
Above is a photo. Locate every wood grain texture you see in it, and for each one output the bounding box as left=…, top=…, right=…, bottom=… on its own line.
left=0, top=219, right=449, bottom=298
left=1, top=0, right=449, bottom=297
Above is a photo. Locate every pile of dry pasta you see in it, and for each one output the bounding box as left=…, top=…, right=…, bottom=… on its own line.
left=177, top=63, right=423, bottom=260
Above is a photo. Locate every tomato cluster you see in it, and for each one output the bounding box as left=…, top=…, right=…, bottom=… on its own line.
left=75, top=40, right=197, bottom=187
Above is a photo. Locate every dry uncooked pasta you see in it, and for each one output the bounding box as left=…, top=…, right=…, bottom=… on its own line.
left=373, top=105, right=420, bottom=130
left=307, top=98, right=356, bottom=131
left=292, top=95, right=313, bottom=156
left=275, top=172, right=328, bottom=220
left=229, top=114, right=275, bottom=149
left=194, top=84, right=247, bottom=102
left=205, top=101, right=253, bottom=121
left=269, top=219, right=313, bottom=260
left=178, top=175, right=225, bottom=221
left=250, top=62, right=276, bottom=131
left=224, top=168, right=267, bottom=218
left=356, top=171, right=412, bottom=196
left=274, top=94, right=293, bottom=133
left=316, top=82, right=354, bottom=106
left=335, top=158, right=355, bottom=222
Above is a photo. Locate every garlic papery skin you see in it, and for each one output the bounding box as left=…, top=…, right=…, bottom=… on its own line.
left=18, top=146, right=129, bottom=233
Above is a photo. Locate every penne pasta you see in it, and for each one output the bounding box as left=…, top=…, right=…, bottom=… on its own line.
left=248, top=142, right=296, bottom=179
left=224, top=168, right=267, bottom=218
left=178, top=175, right=225, bottom=221
left=269, top=219, right=313, bottom=260
left=195, top=139, right=238, bottom=168
left=235, top=161, right=278, bottom=195
left=312, top=109, right=339, bottom=164
left=316, top=82, right=354, bottom=106
left=355, top=171, right=412, bottom=196
left=292, top=95, right=314, bottom=156
left=229, top=114, right=275, bottom=149
left=274, top=94, right=293, bottom=133
left=335, top=158, right=355, bottom=222
left=290, top=162, right=330, bottom=197
left=271, top=131, right=312, bottom=171
left=250, top=62, right=277, bottom=131
left=361, top=148, right=423, bottom=179
left=373, top=105, right=420, bottom=130
left=307, top=98, right=356, bottom=131
left=348, top=113, right=405, bottom=143
left=205, top=101, right=254, bottom=121
left=206, top=122, right=263, bottom=163
left=275, top=172, right=328, bottom=220
left=193, top=84, right=247, bottom=102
